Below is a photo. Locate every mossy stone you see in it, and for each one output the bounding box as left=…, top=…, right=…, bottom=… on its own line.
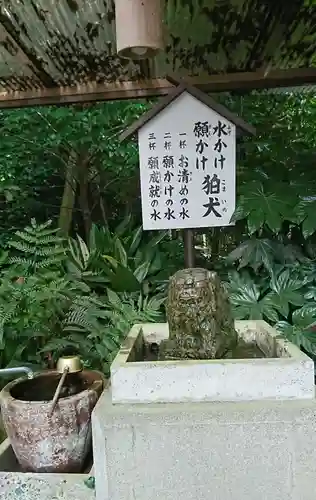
left=159, top=268, right=237, bottom=360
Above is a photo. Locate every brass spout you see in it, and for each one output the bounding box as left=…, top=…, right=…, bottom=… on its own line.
left=0, top=366, right=34, bottom=379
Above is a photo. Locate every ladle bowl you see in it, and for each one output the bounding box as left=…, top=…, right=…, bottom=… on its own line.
left=56, top=355, right=83, bottom=374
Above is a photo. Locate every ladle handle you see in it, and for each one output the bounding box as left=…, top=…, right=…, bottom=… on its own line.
left=49, top=367, right=69, bottom=416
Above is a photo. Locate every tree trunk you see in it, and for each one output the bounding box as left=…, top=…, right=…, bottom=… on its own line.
left=78, top=153, right=92, bottom=241
left=58, top=152, right=77, bottom=236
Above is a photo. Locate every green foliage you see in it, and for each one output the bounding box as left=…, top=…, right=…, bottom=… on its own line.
left=0, top=218, right=169, bottom=374
left=2, top=91, right=316, bottom=367
left=84, top=477, right=95, bottom=490
left=225, top=255, right=316, bottom=355
left=0, top=181, right=20, bottom=203
left=83, top=290, right=164, bottom=374
left=7, top=219, right=66, bottom=273
left=232, top=185, right=298, bottom=235
left=226, top=93, right=316, bottom=242
left=0, top=269, right=108, bottom=367
left=209, top=91, right=316, bottom=357
left=0, top=101, right=152, bottom=237
left=67, top=216, right=176, bottom=297
left=227, top=238, right=306, bottom=274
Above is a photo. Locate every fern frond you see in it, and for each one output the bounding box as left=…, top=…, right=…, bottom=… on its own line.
left=64, top=307, right=91, bottom=329
left=8, top=256, right=35, bottom=266
left=8, top=240, right=63, bottom=257
left=34, top=256, right=65, bottom=269
left=16, top=229, right=63, bottom=245
left=7, top=219, right=66, bottom=272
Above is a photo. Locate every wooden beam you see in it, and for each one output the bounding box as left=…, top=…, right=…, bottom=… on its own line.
left=0, top=68, right=315, bottom=109
left=196, top=68, right=316, bottom=92
left=0, top=80, right=173, bottom=108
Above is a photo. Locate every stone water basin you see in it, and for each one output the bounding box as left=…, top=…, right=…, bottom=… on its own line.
left=0, top=370, right=106, bottom=474
left=0, top=375, right=103, bottom=499
left=0, top=437, right=94, bottom=474
left=0, top=420, right=95, bottom=500
left=110, top=320, right=315, bottom=404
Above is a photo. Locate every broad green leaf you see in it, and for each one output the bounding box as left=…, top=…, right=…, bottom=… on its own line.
left=82, top=272, right=109, bottom=284
left=265, top=210, right=282, bottom=234
left=143, top=245, right=157, bottom=266
left=236, top=186, right=297, bottom=234
left=101, top=335, right=120, bottom=352
left=300, top=332, right=316, bottom=356
left=266, top=269, right=304, bottom=317
left=68, top=238, right=85, bottom=271
left=148, top=251, right=162, bottom=275
left=305, top=287, right=316, bottom=301
left=147, top=295, right=166, bottom=310
left=115, top=214, right=132, bottom=237
left=129, top=226, right=143, bottom=255
left=247, top=209, right=265, bottom=234
left=230, top=195, right=249, bottom=223
left=229, top=281, right=278, bottom=321
left=113, top=237, right=127, bottom=267
left=302, top=217, right=316, bottom=239
left=134, top=248, right=144, bottom=269
left=76, top=234, right=89, bottom=266
left=66, top=260, right=82, bottom=277
left=275, top=320, right=316, bottom=356
left=109, top=263, right=141, bottom=292
left=0, top=251, right=8, bottom=266
left=137, top=293, right=143, bottom=310
left=107, top=289, right=121, bottom=307
left=134, top=260, right=151, bottom=283
left=295, top=200, right=316, bottom=238
left=103, top=255, right=119, bottom=269
left=5, top=191, right=13, bottom=202
left=292, top=304, right=316, bottom=328
left=147, top=230, right=168, bottom=247
left=275, top=321, right=296, bottom=338
left=281, top=243, right=307, bottom=264
left=99, top=225, right=112, bottom=251
left=227, top=238, right=278, bottom=273
left=258, top=296, right=280, bottom=323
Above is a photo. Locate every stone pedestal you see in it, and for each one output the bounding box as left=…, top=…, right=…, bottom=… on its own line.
left=92, top=319, right=315, bottom=500
left=92, top=388, right=316, bottom=500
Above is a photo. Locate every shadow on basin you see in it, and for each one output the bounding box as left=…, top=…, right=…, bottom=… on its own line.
left=0, top=438, right=20, bottom=472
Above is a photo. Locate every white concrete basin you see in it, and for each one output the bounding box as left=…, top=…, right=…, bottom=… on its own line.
left=110, top=320, right=315, bottom=403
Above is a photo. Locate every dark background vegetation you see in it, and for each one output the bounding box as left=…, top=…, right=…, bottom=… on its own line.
left=1, top=90, right=316, bottom=375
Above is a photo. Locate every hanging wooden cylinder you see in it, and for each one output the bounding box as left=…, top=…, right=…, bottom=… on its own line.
left=115, top=0, right=163, bottom=60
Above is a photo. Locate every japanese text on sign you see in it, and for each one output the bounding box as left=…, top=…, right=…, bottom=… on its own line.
left=138, top=91, right=236, bottom=230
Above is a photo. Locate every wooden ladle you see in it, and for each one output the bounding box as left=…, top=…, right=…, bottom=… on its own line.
left=49, top=356, right=83, bottom=416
